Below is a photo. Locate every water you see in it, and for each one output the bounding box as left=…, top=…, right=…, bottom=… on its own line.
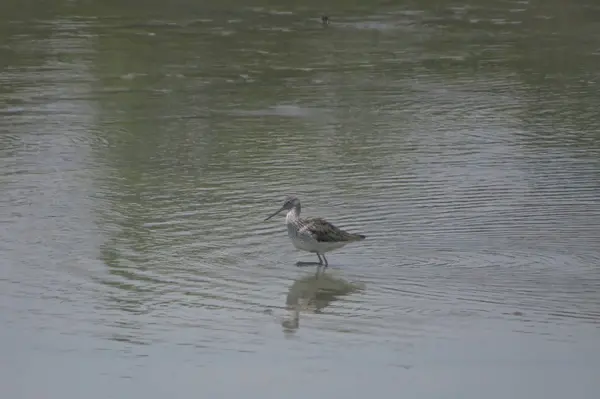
left=1, top=0, right=600, bottom=398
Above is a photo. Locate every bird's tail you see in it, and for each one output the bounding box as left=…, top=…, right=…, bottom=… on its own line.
left=351, top=234, right=366, bottom=241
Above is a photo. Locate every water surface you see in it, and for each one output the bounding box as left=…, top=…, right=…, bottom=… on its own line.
left=1, top=0, right=599, bottom=398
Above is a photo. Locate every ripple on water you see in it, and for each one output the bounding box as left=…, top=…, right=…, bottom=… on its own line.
left=2, top=5, right=600, bottom=360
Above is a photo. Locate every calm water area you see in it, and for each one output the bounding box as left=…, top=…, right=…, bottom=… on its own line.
left=1, top=0, right=599, bottom=398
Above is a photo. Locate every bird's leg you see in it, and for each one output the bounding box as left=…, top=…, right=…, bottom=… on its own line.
left=296, top=253, right=323, bottom=267
left=322, top=254, right=328, bottom=268
left=296, top=261, right=320, bottom=267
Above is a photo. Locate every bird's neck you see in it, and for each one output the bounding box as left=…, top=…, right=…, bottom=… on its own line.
left=286, top=204, right=301, bottom=222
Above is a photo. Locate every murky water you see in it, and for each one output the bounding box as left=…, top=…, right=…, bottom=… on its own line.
left=2, top=0, right=599, bottom=398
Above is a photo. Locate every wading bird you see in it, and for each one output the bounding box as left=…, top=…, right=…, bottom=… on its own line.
left=264, top=196, right=366, bottom=270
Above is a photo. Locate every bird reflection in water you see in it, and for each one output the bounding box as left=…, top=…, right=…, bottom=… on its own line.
left=281, top=271, right=364, bottom=333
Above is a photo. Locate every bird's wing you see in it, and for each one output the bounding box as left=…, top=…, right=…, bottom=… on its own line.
left=300, top=217, right=354, bottom=242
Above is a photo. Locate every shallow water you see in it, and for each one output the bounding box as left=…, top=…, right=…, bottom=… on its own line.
left=1, top=0, right=600, bottom=398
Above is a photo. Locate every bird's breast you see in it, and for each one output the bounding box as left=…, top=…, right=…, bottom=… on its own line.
left=286, top=221, right=299, bottom=238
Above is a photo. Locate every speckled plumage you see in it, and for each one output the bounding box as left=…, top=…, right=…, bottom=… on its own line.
left=265, top=196, right=366, bottom=268
left=291, top=216, right=365, bottom=244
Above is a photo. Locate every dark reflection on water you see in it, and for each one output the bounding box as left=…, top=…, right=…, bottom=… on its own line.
left=282, top=272, right=364, bottom=332
left=1, top=0, right=600, bottom=398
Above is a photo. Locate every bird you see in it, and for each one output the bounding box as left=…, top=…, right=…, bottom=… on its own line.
left=264, top=196, right=366, bottom=270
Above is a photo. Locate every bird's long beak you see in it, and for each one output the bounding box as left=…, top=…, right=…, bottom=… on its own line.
left=264, top=206, right=285, bottom=221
